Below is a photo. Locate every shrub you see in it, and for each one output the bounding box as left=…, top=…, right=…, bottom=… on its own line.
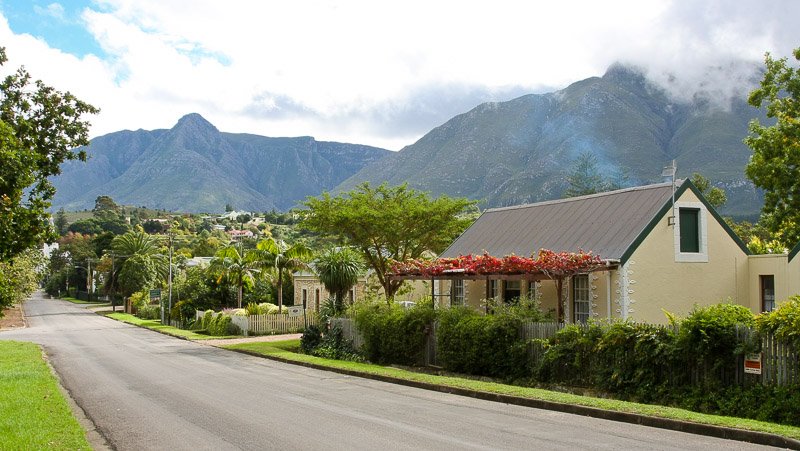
left=300, top=325, right=322, bottom=354
left=533, top=322, right=604, bottom=386
left=438, top=306, right=528, bottom=381
left=675, top=302, right=755, bottom=384
left=593, top=321, right=677, bottom=401
left=310, top=323, right=362, bottom=362
left=135, top=303, right=160, bottom=320
left=756, top=295, right=800, bottom=349
left=246, top=302, right=260, bottom=316
left=207, top=314, right=240, bottom=336
left=202, top=310, right=214, bottom=329
left=354, top=298, right=437, bottom=366
left=257, top=303, right=280, bottom=315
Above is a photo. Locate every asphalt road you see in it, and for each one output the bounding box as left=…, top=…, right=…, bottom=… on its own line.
left=1, top=294, right=780, bottom=450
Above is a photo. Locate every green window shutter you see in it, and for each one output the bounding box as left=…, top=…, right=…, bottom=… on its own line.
left=679, top=208, right=700, bottom=253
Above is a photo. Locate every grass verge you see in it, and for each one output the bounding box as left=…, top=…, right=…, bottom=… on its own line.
left=0, top=341, right=91, bottom=449
left=223, top=340, right=800, bottom=441
left=59, top=297, right=107, bottom=305
left=99, top=312, right=238, bottom=340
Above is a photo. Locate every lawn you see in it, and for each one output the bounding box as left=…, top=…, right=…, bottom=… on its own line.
left=101, top=312, right=238, bottom=340
left=0, top=341, right=91, bottom=449
left=223, top=340, right=800, bottom=441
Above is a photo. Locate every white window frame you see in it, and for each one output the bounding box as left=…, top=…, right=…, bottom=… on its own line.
left=673, top=201, right=709, bottom=263
left=452, top=280, right=465, bottom=307
left=573, top=274, right=591, bottom=324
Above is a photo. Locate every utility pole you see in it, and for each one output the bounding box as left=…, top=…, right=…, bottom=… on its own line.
left=168, top=232, right=173, bottom=325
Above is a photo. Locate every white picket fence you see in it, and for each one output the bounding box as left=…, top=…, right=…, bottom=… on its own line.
left=195, top=310, right=318, bottom=336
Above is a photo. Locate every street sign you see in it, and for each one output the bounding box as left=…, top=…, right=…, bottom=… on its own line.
left=288, top=305, right=303, bottom=318
left=744, top=353, right=762, bottom=375
left=149, top=289, right=161, bottom=301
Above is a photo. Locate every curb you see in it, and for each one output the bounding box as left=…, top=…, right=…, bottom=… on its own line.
left=228, top=348, right=800, bottom=450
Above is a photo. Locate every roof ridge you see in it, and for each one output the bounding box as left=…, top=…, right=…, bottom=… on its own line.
left=486, top=182, right=674, bottom=213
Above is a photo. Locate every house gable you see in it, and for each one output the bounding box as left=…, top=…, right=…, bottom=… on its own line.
left=789, top=240, right=800, bottom=263
left=618, top=179, right=751, bottom=265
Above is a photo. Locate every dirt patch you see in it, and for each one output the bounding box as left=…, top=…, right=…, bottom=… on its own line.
left=0, top=303, right=26, bottom=330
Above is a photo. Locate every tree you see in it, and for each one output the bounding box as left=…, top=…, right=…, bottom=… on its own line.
left=119, top=254, right=158, bottom=296
left=313, top=247, right=364, bottom=313
left=299, top=182, right=477, bottom=300
left=690, top=173, right=727, bottom=210
left=744, top=46, right=800, bottom=245
left=0, top=248, right=45, bottom=316
left=563, top=151, right=610, bottom=197
left=208, top=245, right=271, bottom=309
left=257, top=238, right=312, bottom=311
left=0, top=47, right=98, bottom=263
left=54, top=207, right=69, bottom=236
left=109, top=231, right=166, bottom=298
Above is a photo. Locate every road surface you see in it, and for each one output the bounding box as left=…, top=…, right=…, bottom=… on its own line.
left=0, top=293, right=779, bottom=450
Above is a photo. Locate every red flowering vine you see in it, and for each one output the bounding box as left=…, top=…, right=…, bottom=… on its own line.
left=389, top=249, right=606, bottom=278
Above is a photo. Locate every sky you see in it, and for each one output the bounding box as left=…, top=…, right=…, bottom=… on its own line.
left=0, top=1, right=798, bottom=151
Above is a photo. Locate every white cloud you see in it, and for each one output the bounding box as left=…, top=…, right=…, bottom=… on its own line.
left=34, top=3, right=66, bottom=21
left=1, top=0, right=799, bottom=150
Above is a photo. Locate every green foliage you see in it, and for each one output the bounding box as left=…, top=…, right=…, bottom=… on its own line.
left=299, top=182, right=478, bottom=299
left=206, top=313, right=238, bottom=336
left=119, top=254, right=158, bottom=296
left=354, top=299, right=437, bottom=366
left=744, top=46, right=800, bottom=245
left=245, top=302, right=260, bottom=316
left=535, top=323, right=605, bottom=386
left=482, top=292, right=553, bottom=322
left=135, top=303, right=160, bottom=320
left=593, top=321, right=677, bottom=401
left=300, top=324, right=323, bottom=353
left=201, top=310, right=214, bottom=329
left=0, top=47, right=98, bottom=263
left=0, top=249, right=45, bottom=314
left=308, top=323, right=362, bottom=362
left=563, top=151, right=609, bottom=197
left=313, top=246, right=363, bottom=312
left=438, top=306, right=528, bottom=380
left=691, top=173, right=727, bottom=209
left=679, top=384, right=800, bottom=427
left=756, top=295, right=800, bottom=350
left=675, top=303, right=755, bottom=380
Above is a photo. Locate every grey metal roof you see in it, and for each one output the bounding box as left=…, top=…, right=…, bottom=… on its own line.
left=440, top=182, right=675, bottom=261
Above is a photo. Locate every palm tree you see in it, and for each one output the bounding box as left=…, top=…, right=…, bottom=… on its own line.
left=209, top=245, right=270, bottom=309
left=108, top=231, right=167, bottom=298
left=313, top=247, right=364, bottom=313
left=257, top=238, right=312, bottom=312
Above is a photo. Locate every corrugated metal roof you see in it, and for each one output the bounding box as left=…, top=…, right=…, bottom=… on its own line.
left=440, top=182, right=675, bottom=260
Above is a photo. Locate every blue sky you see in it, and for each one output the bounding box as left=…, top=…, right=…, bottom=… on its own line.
left=0, top=1, right=798, bottom=150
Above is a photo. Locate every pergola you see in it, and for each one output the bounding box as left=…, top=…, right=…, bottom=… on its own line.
left=387, top=250, right=618, bottom=321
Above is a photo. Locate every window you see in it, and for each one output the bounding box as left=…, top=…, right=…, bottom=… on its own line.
left=505, top=280, right=521, bottom=302
left=315, top=289, right=320, bottom=312
left=528, top=281, right=538, bottom=299
left=679, top=208, right=700, bottom=253
left=302, top=289, right=308, bottom=309
left=490, top=280, right=500, bottom=299
left=761, top=275, right=775, bottom=312
left=452, top=280, right=465, bottom=307
left=674, top=202, right=708, bottom=263
left=573, top=275, right=590, bottom=324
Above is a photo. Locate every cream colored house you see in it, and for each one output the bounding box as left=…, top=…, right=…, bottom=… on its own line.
left=432, top=180, right=800, bottom=324
left=293, top=270, right=430, bottom=311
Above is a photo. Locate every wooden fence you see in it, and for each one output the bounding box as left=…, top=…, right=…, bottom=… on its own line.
left=248, top=313, right=318, bottom=335
left=195, top=310, right=318, bottom=336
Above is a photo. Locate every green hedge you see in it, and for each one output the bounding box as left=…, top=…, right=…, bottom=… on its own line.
left=354, top=300, right=436, bottom=366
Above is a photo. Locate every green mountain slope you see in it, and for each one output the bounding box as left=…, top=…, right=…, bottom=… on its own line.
left=334, top=64, right=767, bottom=218
left=51, top=114, right=391, bottom=213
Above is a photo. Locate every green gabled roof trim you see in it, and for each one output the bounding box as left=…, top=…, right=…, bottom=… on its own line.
left=619, top=179, right=751, bottom=265
left=789, top=241, right=800, bottom=262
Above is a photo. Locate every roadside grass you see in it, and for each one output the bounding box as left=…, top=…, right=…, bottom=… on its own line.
left=0, top=341, right=91, bottom=450
left=100, top=312, right=238, bottom=340
left=223, top=340, right=800, bottom=441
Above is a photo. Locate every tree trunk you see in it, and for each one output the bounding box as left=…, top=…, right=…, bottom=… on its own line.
left=556, top=277, right=564, bottom=323
left=277, top=270, right=283, bottom=312
left=237, top=275, right=243, bottom=309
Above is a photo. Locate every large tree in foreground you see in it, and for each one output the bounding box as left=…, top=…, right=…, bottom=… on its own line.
left=299, top=182, right=478, bottom=300
left=0, top=47, right=98, bottom=263
left=744, top=46, right=800, bottom=246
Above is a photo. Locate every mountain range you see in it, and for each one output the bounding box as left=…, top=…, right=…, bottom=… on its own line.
left=51, top=114, right=391, bottom=212
left=51, top=64, right=767, bottom=218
